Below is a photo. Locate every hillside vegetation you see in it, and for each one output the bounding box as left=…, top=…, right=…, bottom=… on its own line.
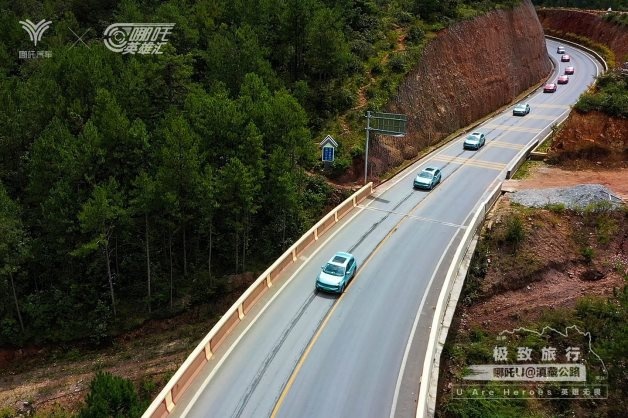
left=575, top=70, right=628, bottom=117
left=0, top=0, right=523, bottom=347
left=532, top=0, right=627, bottom=10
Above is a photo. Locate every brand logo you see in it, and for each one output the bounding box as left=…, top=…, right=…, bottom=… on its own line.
left=103, top=23, right=175, bottom=54
left=19, top=19, right=52, bottom=46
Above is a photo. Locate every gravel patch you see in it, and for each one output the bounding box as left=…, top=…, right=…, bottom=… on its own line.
left=510, top=184, right=624, bottom=209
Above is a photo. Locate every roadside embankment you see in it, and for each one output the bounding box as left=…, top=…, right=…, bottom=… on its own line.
left=368, top=0, right=551, bottom=177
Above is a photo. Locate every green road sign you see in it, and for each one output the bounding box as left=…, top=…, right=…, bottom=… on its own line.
left=369, top=112, right=407, bottom=135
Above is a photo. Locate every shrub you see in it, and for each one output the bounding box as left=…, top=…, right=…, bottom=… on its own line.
left=78, top=372, right=144, bottom=418
left=388, top=54, right=406, bottom=73
left=545, top=203, right=566, bottom=214
left=370, top=62, right=383, bottom=76
left=505, top=215, right=525, bottom=249
left=581, top=246, right=595, bottom=264
left=407, top=26, right=425, bottom=44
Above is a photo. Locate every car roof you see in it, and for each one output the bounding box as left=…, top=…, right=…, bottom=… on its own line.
left=329, top=252, right=353, bottom=265
left=422, top=166, right=438, bottom=172
left=469, top=132, right=482, bottom=136
left=515, top=103, right=527, bottom=107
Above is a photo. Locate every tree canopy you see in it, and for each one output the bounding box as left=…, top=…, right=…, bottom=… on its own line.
left=0, top=0, right=529, bottom=345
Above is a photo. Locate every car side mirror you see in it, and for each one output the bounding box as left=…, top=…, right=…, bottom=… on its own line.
left=321, top=266, right=325, bottom=270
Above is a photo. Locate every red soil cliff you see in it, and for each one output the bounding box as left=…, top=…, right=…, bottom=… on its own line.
left=367, top=0, right=551, bottom=178
left=537, top=8, right=628, bottom=64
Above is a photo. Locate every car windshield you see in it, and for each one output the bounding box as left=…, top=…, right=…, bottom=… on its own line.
left=466, top=135, right=479, bottom=141
left=419, top=172, right=433, bottom=178
left=323, top=263, right=344, bottom=276
left=515, top=105, right=525, bottom=109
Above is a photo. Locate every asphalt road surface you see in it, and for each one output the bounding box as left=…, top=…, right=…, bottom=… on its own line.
left=170, top=39, right=602, bottom=418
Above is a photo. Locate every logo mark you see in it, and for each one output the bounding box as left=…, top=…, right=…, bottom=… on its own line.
left=19, top=19, right=52, bottom=46
left=103, top=23, right=175, bottom=54
left=68, top=27, right=92, bottom=50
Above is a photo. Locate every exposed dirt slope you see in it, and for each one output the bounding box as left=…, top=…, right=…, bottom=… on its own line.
left=537, top=8, right=628, bottom=63
left=467, top=196, right=626, bottom=334
left=368, top=0, right=551, bottom=177
left=436, top=178, right=627, bottom=416
left=548, top=110, right=628, bottom=168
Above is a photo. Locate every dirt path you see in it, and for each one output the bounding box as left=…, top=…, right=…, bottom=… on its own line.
left=504, top=165, right=628, bottom=200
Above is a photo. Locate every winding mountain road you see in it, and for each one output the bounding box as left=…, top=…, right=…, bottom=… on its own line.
left=166, top=39, right=602, bottom=418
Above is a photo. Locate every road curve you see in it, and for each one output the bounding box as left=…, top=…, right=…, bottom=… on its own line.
left=170, top=39, right=602, bottom=418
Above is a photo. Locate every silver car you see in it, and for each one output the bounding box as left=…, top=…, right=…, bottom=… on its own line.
left=513, top=103, right=530, bottom=116
left=413, top=167, right=442, bottom=190
left=463, top=132, right=486, bottom=150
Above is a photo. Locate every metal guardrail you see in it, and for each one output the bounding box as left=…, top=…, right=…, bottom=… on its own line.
left=143, top=182, right=373, bottom=418
left=545, top=34, right=608, bottom=71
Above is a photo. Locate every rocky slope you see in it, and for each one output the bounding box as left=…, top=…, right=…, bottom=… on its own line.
left=535, top=9, right=627, bottom=168
left=548, top=110, right=628, bottom=168
left=367, top=0, right=551, bottom=177
left=537, top=8, right=628, bottom=63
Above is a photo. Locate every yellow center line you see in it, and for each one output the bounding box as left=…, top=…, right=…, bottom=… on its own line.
left=431, top=155, right=506, bottom=170
left=525, top=114, right=559, bottom=121
left=270, top=223, right=406, bottom=417
left=535, top=103, right=570, bottom=109
left=485, top=141, right=526, bottom=150
left=483, top=124, right=542, bottom=133
left=271, top=185, right=441, bottom=417
left=357, top=204, right=465, bottom=229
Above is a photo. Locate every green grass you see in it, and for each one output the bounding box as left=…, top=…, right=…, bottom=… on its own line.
left=511, top=160, right=542, bottom=179
left=535, top=124, right=560, bottom=152
left=439, top=203, right=627, bottom=416
left=602, top=11, right=628, bottom=27
left=544, top=202, right=566, bottom=214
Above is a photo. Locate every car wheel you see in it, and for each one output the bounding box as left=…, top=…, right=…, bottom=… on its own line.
left=340, top=283, right=346, bottom=294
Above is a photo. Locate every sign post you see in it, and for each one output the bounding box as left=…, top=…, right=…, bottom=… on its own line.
left=364, top=112, right=407, bottom=184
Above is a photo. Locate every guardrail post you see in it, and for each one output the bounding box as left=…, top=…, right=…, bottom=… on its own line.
left=142, top=182, right=375, bottom=418
left=165, top=391, right=175, bottom=413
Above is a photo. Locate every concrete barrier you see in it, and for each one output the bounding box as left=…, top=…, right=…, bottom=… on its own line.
left=143, top=182, right=373, bottom=418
